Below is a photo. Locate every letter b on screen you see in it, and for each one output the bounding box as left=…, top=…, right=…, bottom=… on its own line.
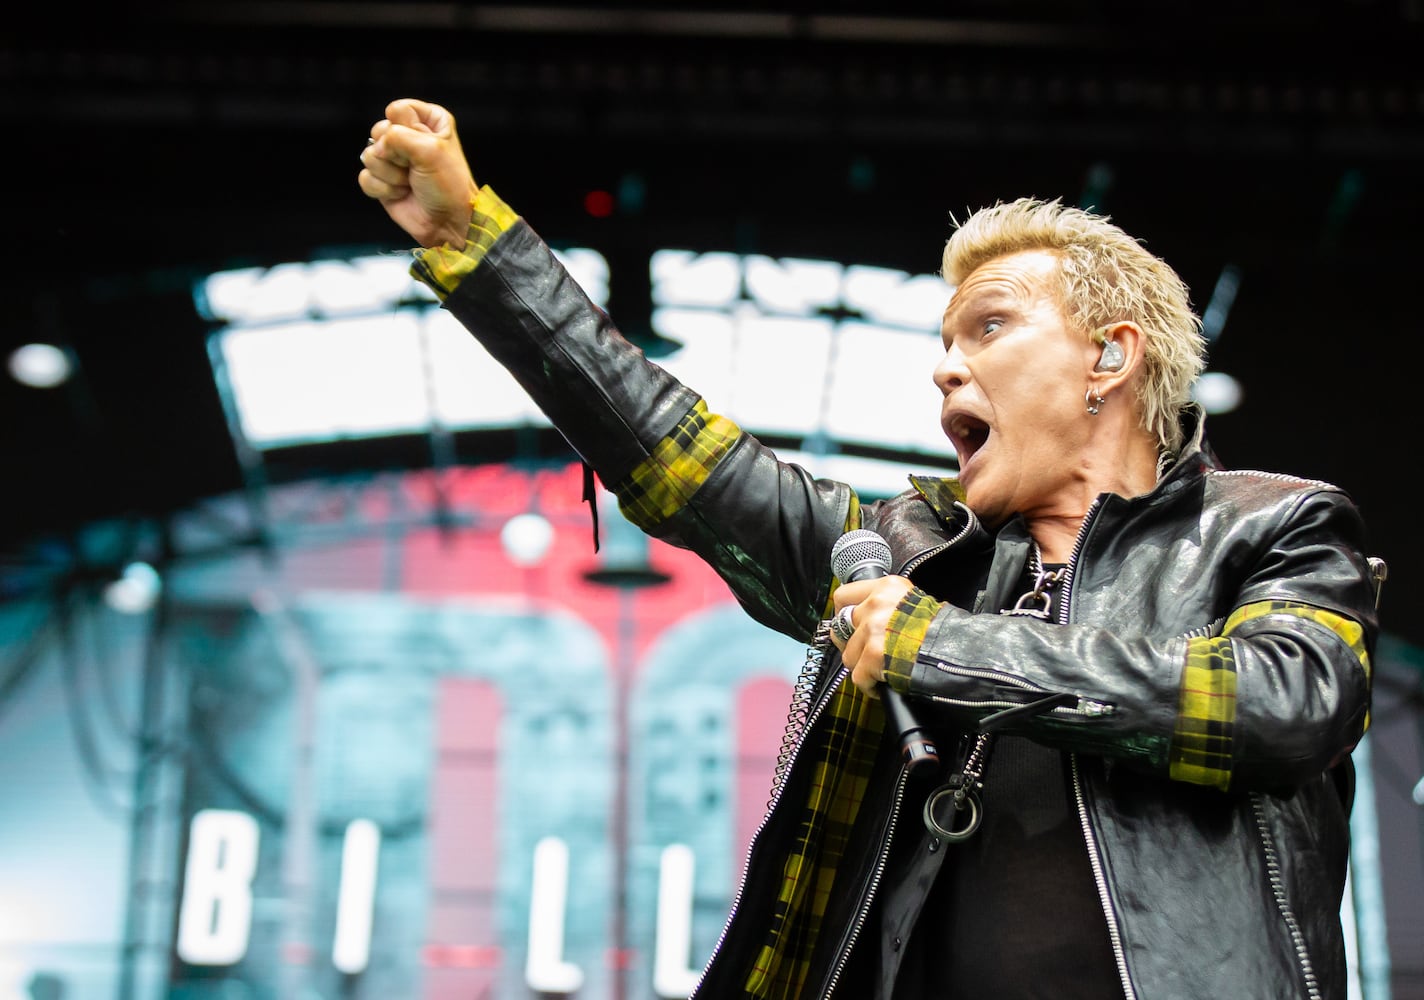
left=176, top=809, right=261, bottom=965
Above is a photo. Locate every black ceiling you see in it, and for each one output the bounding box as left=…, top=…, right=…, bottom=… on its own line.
left=4, top=3, right=1422, bottom=642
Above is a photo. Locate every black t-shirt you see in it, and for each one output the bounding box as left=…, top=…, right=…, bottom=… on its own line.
left=890, top=736, right=1124, bottom=999
left=887, top=566, right=1124, bottom=1000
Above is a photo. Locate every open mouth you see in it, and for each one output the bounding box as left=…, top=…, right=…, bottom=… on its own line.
left=945, top=413, right=990, bottom=467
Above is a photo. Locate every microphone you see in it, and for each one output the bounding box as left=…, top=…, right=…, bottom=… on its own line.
left=831, top=529, right=940, bottom=774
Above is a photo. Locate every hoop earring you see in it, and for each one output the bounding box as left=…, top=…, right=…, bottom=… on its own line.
left=1086, top=388, right=1106, bottom=415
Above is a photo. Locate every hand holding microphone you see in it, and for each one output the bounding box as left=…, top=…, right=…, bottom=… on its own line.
left=830, top=529, right=940, bottom=773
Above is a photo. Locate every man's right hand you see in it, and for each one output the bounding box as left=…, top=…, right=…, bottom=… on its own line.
left=358, top=98, right=479, bottom=249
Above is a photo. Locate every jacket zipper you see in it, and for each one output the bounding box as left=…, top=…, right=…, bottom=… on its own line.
left=1212, top=468, right=1336, bottom=490
left=899, top=502, right=981, bottom=578
left=767, top=622, right=834, bottom=808
left=819, top=763, right=912, bottom=999
left=1070, top=754, right=1138, bottom=1000
left=687, top=662, right=854, bottom=999
left=812, top=503, right=981, bottom=996
left=924, top=664, right=1114, bottom=719
left=1251, top=795, right=1323, bottom=1000
left=1057, top=498, right=1138, bottom=999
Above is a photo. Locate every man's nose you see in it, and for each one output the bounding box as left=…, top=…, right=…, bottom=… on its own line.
left=932, top=344, right=968, bottom=394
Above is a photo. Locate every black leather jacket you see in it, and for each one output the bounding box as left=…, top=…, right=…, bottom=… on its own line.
left=428, top=208, right=1382, bottom=1000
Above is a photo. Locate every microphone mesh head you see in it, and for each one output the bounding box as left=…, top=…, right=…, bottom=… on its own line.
left=831, top=529, right=893, bottom=581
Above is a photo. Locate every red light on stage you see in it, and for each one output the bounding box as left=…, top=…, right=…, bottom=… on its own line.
left=583, top=190, right=615, bottom=218
left=422, top=944, right=503, bottom=968
left=605, top=946, right=639, bottom=969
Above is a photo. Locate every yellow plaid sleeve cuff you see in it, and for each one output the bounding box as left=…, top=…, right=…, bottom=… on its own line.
left=409, top=184, right=521, bottom=300
left=1169, top=599, right=1370, bottom=790
left=610, top=399, right=742, bottom=532
left=883, top=587, right=940, bottom=693
left=1170, top=634, right=1238, bottom=790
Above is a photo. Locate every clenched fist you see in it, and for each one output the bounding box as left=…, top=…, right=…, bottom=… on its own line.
left=358, top=98, right=479, bottom=249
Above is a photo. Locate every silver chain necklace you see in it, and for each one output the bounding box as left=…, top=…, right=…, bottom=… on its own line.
left=924, top=546, right=1066, bottom=841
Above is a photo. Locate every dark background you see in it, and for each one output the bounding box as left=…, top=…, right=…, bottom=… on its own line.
left=3, top=1, right=1421, bottom=646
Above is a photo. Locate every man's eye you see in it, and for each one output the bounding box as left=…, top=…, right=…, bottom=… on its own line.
left=983, top=320, right=1003, bottom=337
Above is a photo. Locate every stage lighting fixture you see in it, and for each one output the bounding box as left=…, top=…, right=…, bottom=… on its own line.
left=103, top=562, right=162, bottom=615
left=501, top=512, right=555, bottom=567
left=1191, top=371, right=1243, bottom=415
left=7, top=343, right=72, bottom=388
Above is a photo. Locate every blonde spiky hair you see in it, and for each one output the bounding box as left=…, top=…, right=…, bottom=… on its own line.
left=942, top=197, right=1206, bottom=455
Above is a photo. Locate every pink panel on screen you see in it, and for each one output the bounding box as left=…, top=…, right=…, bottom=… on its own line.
left=425, top=676, right=502, bottom=999
left=734, top=677, right=794, bottom=864
left=401, top=463, right=738, bottom=664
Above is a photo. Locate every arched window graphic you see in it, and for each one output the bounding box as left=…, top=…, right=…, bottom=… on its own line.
left=165, top=593, right=616, bottom=1000
left=428, top=598, right=615, bottom=1000
left=627, top=604, right=806, bottom=996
